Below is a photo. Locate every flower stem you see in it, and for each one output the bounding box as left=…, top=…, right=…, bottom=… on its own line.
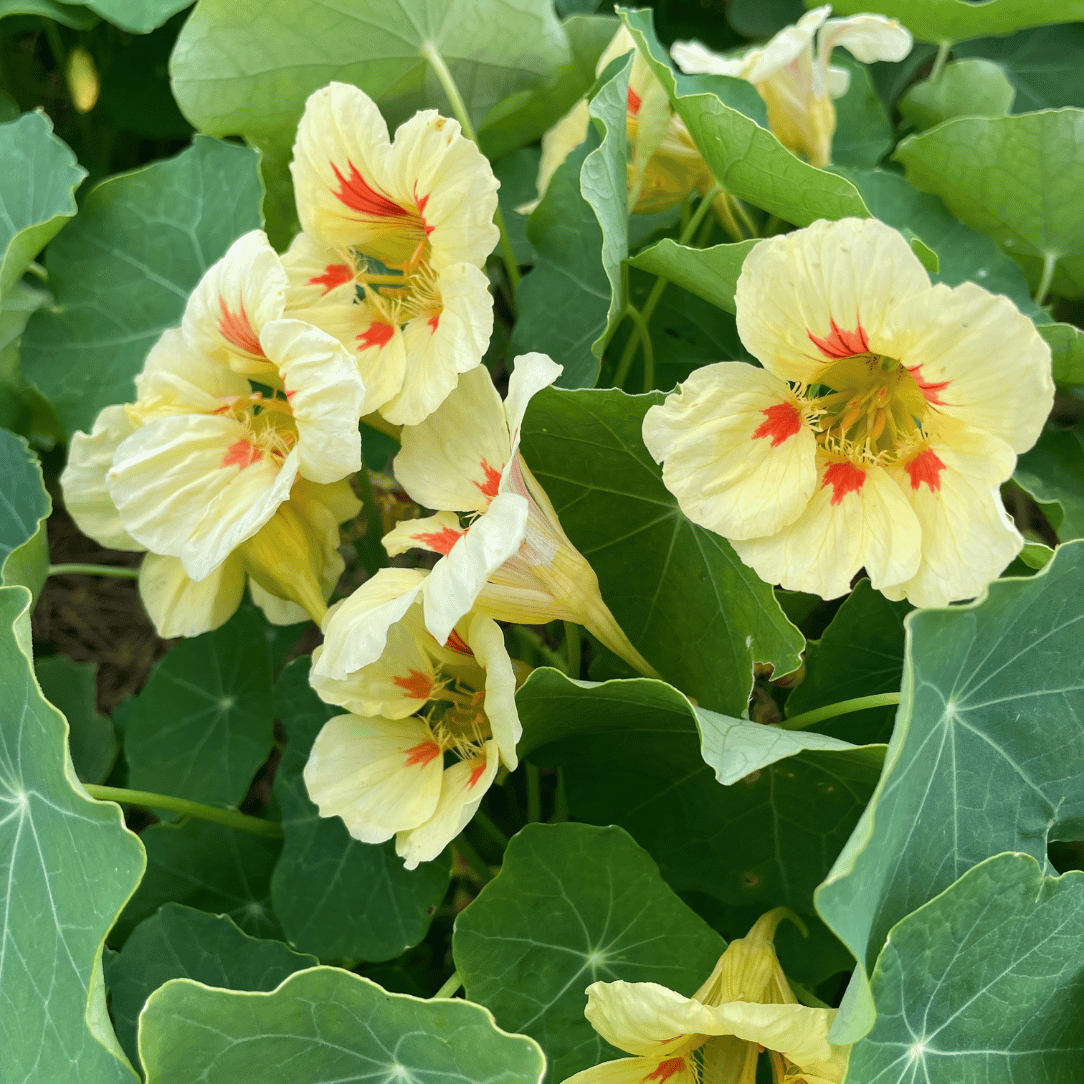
left=1035, top=251, right=1057, bottom=306
left=526, top=763, right=542, bottom=823
left=564, top=621, right=582, bottom=678
left=49, top=563, right=139, bottom=579
left=354, top=466, right=388, bottom=574
left=432, top=971, right=462, bottom=999
left=454, top=833, right=494, bottom=883
left=929, top=41, right=951, bottom=82
left=473, top=808, right=510, bottom=849
left=779, top=691, right=901, bottom=732
left=84, top=785, right=284, bottom=837
left=420, top=41, right=521, bottom=295
left=511, top=625, right=569, bottom=673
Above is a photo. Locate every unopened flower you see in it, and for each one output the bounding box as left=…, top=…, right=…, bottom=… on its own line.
left=673, top=5, right=912, bottom=167
left=564, top=908, right=849, bottom=1084
left=525, top=27, right=712, bottom=216
left=643, top=217, right=1053, bottom=607
left=305, top=568, right=521, bottom=868
left=288, top=82, right=499, bottom=425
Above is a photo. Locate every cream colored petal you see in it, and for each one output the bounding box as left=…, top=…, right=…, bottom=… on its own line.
left=108, top=415, right=297, bottom=581
left=585, top=980, right=716, bottom=1056
left=671, top=40, right=750, bottom=78
left=522, top=98, right=590, bottom=213
left=281, top=230, right=357, bottom=310
left=826, top=64, right=851, bottom=99
left=734, top=218, right=930, bottom=384
left=394, top=364, right=510, bottom=512
left=312, top=475, right=362, bottom=525
left=61, top=404, right=145, bottom=552
left=303, top=713, right=443, bottom=844
left=421, top=492, right=529, bottom=645
left=710, top=1002, right=843, bottom=1081
left=383, top=511, right=465, bottom=559
left=563, top=1057, right=698, bottom=1084
left=395, top=740, right=499, bottom=869
left=133, top=327, right=250, bottom=419
left=182, top=229, right=288, bottom=373
left=743, top=5, right=830, bottom=83
left=503, top=353, right=563, bottom=453
left=389, top=110, right=499, bottom=271
left=313, top=567, right=428, bottom=679
left=642, top=362, right=817, bottom=540
left=382, top=263, right=493, bottom=426
left=259, top=318, right=364, bottom=483
left=886, top=281, right=1054, bottom=454
left=249, top=580, right=310, bottom=626
left=138, top=552, right=245, bottom=638
left=731, top=460, right=921, bottom=599
left=700, top=1036, right=758, bottom=1084
left=820, top=14, right=912, bottom=65
left=463, top=611, right=521, bottom=768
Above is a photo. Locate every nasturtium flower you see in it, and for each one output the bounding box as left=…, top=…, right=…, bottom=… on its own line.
left=564, top=908, right=849, bottom=1084
left=288, top=82, right=499, bottom=425
left=305, top=568, right=522, bottom=868
left=672, top=5, right=911, bottom=167
left=62, top=229, right=365, bottom=635
left=526, top=26, right=712, bottom=216
left=642, top=217, right=1053, bottom=607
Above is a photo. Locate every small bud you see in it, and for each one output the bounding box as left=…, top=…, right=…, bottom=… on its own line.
left=66, top=47, right=99, bottom=114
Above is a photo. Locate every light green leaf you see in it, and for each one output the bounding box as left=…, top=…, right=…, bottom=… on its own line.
left=815, top=541, right=1084, bottom=1043
left=520, top=385, right=804, bottom=713
left=453, top=821, right=725, bottom=1081
left=622, top=7, right=869, bottom=225
left=0, top=585, right=145, bottom=1083
left=895, top=109, right=1084, bottom=299
left=0, top=279, right=48, bottom=385
left=115, top=818, right=282, bottom=943
left=138, top=967, right=546, bottom=1084
left=76, top=0, right=188, bottom=33
left=270, top=658, right=450, bottom=962
left=905, top=231, right=939, bottom=273
left=818, top=0, right=1084, bottom=45
left=850, top=854, right=1084, bottom=1081
left=626, top=237, right=757, bottom=313
left=831, top=55, right=893, bottom=168
left=35, top=655, right=117, bottom=784
left=22, top=136, right=262, bottom=436
left=0, top=427, right=50, bottom=598
left=0, top=111, right=84, bottom=300
left=899, top=58, right=1015, bottom=131
left=124, top=604, right=274, bottom=810
left=0, top=0, right=98, bottom=29
left=1014, top=424, right=1084, bottom=540
left=107, top=904, right=316, bottom=1069
left=1039, top=322, right=1084, bottom=385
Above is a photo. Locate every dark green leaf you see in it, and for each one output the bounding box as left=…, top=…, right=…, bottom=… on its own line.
left=899, top=58, right=1015, bottom=131
left=1039, top=322, right=1084, bottom=385
left=493, top=146, right=540, bottom=266
left=831, top=55, right=893, bottom=168
left=77, top=0, right=188, bottom=32
left=0, top=427, right=49, bottom=595
left=36, top=655, right=117, bottom=784
left=0, top=0, right=98, bottom=29
left=1014, top=424, right=1084, bottom=540
left=728, top=0, right=806, bottom=38
left=626, top=237, right=757, bottom=313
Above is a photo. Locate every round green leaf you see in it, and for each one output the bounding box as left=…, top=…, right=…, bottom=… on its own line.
left=899, top=58, right=1015, bottom=132
left=626, top=238, right=757, bottom=313
left=36, top=655, right=117, bottom=784
left=1039, top=322, right=1084, bottom=385
left=1015, top=424, right=1084, bottom=541
left=0, top=427, right=50, bottom=595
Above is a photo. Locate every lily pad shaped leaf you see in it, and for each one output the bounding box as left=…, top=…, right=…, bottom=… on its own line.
left=0, top=427, right=50, bottom=597
left=137, top=967, right=546, bottom=1084
left=815, top=540, right=1084, bottom=1044
left=620, top=6, right=869, bottom=226
left=0, top=584, right=145, bottom=1084
left=1039, top=322, right=1084, bottom=386
left=0, top=111, right=84, bottom=300
left=453, top=821, right=724, bottom=1081
left=21, top=135, right=263, bottom=436
left=849, top=854, right=1084, bottom=1082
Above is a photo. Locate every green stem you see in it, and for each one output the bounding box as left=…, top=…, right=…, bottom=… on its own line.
left=354, top=466, right=388, bottom=573
left=780, top=692, right=901, bottom=732
left=43, top=19, right=66, bottom=79
left=454, top=833, right=494, bottom=883
left=473, top=808, right=510, bottom=849
left=551, top=767, right=568, bottom=823
left=511, top=626, right=569, bottom=673
left=526, top=763, right=542, bottom=824
left=564, top=621, right=582, bottom=679
left=84, top=785, right=283, bottom=837
left=49, top=563, right=139, bottom=579
left=929, top=41, right=951, bottom=82
left=420, top=41, right=521, bottom=295
left=682, top=184, right=723, bottom=246
left=1035, top=251, right=1057, bottom=306
left=432, top=972, right=462, bottom=999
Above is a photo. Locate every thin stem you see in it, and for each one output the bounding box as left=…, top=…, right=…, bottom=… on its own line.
left=1035, top=252, right=1057, bottom=306
left=526, top=763, right=542, bottom=823
left=473, top=808, right=510, bottom=849
left=420, top=41, right=521, bottom=294
left=432, top=972, right=462, bottom=999
left=50, top=563, right=139, bottom=579
left=354, top=466, right=388, bottom=574
left=682, top=184, right=723, bottom=246
left=84, top=785, right=283, bottom=837
left=626, top=304, right=655, bottom=392
left=511, top=626, right=569, bottom=673
left=43, top=19, right=66, bottom=79
left=454, top=833, right=494, bottom=884
left=564, top=621, right=582, bottom=679
left=780, top=692, right=901, bottom=732
left=929, top=41, right=951, bottom=82
left=551, top=767, right=568, bottom=823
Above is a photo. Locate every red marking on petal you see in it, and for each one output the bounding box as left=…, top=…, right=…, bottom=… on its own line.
left=427, top=313, right=440, bottom=333
left=907, top=364, right=950, bottom=406
left=307, top=262, right=353, bottom=294
left=822, top=461, right=867, bottom=505
left=445, top=629, right=473, bottom=655
left=627, top=86, right=642, bottom=115
left=808, top=317, right=869, bottom=360
left=905, top=449, right=946, bottom=493
left=404, top=740, right=441, bottom=768
left=467, top=761, right=487, bottom=789
left=357, top=322, right=395, bottom=350
left=643, top=1058, right=686, bottom=1083
left=392, top=669, right=434, bottom=700
left=285, top=389, right=296, bottom=400
left=221, top=439, right=263, bottom=470
left=752, top=401, right=803, bottom=447
left=414, top=187, right=434, bottom=236
left=415, top=525, right=463, bottom=555
left=217, top=297, right=264, bottom=356
left=473, top=459, right=502, bottom=500
left=331, top=160, right=408, bottom=219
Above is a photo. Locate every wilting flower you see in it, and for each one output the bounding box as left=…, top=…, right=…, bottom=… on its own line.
left=288, top=82, right=499, bottom=425
left=305, top=568, right=522, bottom=868
left=313, top=352, right=657, bottom=681
left=672, top=5, right=912, bottom=167
left=564, top=908, right=849, bottom=1084
left=525, top=26, right=712, bottom=216
left=642, top=217, right=1053, bottom=607
left=62, top=230, right=364, bottom=635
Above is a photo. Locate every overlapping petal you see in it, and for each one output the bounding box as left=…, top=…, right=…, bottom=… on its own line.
left=138, top=552, right=246, bottom=639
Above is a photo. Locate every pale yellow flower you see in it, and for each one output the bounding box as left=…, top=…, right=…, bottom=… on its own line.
left=643, top=217, right=1053, bottom=607
left=288, top=82, right=499, bottom=425
left=672, top=5, right=912, bottom=167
